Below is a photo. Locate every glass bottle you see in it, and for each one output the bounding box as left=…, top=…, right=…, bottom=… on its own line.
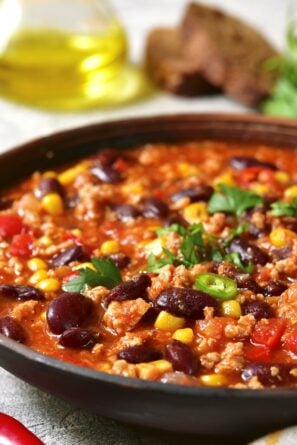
left=0, top=0, right=130, bottom=110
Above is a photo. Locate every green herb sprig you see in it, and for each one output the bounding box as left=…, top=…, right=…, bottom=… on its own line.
left=208, top=184, right=263, bottom=217
left=62, top=257, right=122, bottom=293
left=271, top=198, right=297, bottom=217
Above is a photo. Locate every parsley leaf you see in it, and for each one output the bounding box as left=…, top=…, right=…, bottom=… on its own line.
left=208, top=184, right=263, bottom=217
left=225, top=252, right=253, bottom=273
left=62, top=257, right=122, bottom=293
left=271, top=198, right=297, bottom=217
left=223, top=223, right=249, bottom=247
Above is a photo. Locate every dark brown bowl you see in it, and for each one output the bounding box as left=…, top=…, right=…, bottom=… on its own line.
left=1, top=114, right=297, bottom=437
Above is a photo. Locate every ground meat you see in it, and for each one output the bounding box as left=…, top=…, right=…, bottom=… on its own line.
left=148, top=265, right=191, bottom=300
left=215, top=342, right=245, bottom=374
left=13, top=193, right=42, bottom=227
left=164, top=231, right=182, bottom=255
left=277, top=283, right=297, bottom=319
left=103, top=298, right=150, bottom=334
left=224, top=314, right=256, bottom=339
left=12, top=300, right=40, bottom=322
left=274, top=240, right=297, bottom=278
left=204, top=212, right=226, bottom=234
left=35, top=239, right=74, bottom=257
left=217, top=261, right=238, bottom=279
left=86, top=286, right=109, bottom=305
left=116, top=331, right=152, bottom=350
left=200, top=351, right=220, bottom=370
left=112, top=359, right=137, bottom=378
left=74, top=181, right=113, bottom=220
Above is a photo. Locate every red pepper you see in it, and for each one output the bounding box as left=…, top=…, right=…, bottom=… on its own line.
left=251, top=318, right=286, bottom=350
left=0, top=215, right=24, bottom=238
left=245, top=344, right=271, bottom=361
left=10, top=233, right=33, bottom=257
left=0, top=412, right=44, bottom=445
left=284, top=324, right=297, bottom=355
left=237, top=167, right=275, bottom=188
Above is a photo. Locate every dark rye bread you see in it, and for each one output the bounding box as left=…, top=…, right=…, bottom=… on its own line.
left=145, top=2, right=278, bottom=107
left=181, top=3, right=278, bottom=106
left=145, top=27, right=216, bottom=96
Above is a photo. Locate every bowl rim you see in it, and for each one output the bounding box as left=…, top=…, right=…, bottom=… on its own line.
left=1, top=112, right=297, bottom=399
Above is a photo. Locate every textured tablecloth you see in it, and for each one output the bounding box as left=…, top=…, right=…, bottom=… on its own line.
left=0, top=1, right=291, bottom=444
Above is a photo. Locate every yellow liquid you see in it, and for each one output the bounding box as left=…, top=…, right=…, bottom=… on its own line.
left=0, top=21, right=134, bottom=110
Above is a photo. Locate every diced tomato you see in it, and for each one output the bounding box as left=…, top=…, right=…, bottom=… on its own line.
left=114, top=158, right=128, bottom=172
left=62, top=270, right=79, bottom=284
left=251, top=318, right=287, bottom=350
left=0, top=215, right=24, bottom=238
left=237, top=167, right=274, bottom=187
left=154, top=190, right=165, bottom=200
left=10, top=233, right=33, bottom=257
left=245, top=344, right=271, bottom=361
left=284, top=325, right=297, bottom=355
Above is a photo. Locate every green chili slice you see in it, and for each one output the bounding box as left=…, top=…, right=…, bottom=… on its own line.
left=195, top=272, right=238, bottom=300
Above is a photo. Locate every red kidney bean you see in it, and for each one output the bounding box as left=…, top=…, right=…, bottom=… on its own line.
left=235, top=275, right=262, bottom=294
left=105, top=274, right=151, bottom=306
left=280, top=217, right=297, bottom=233
left=271, top=246, right=292, bottom=261
left=105, top=253, right=131, bottom=269
left=170, top=185, right=214, bottom=203
left=139, top=305, right=160, bottom=325
left=0, top=197, right=12, bottom=210
left=51, top=245, right=88, bottom=268
left=0, top=284, right=44, bottom=301
left=142, top=198, right=169, bottom=219
left=165, top=340, right=199, bottom=375
left=229, top=156, right=277, bottom=171
left=36, top=177, right=65, bottom=199
left=117, top=344, right=162, bottom=363
left=47, top=292, right=93, bottom=335
left=155, top=287, right=217, bottom=319
left=59, top=327, right=97, bottom=349
left=242, top=301, right=273, bottom=320
left=242, top=362, right=291, bottom=386
left=114, top=204, right=140, bottom=221
left=91, top=164, right=122, bottom=184
left=262, top=281, right=288, bottom=297
left=228, top=238, right=269, bottom=266
left=97, top=149, right=119, bottom=166
left=0, top=316, right=26, bottom=343
left=163, top=214, right=187, bottom=228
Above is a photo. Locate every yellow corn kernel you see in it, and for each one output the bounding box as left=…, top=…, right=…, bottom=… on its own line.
left=251, top=184, right=269, bottom=196
left=27, top=258, right=48, bottom=272
left=200, top=373, right=227, bottom=387
left=172, top=328, right=194, bottom=344
left=136, top=360, right=173, bottom=380
left=221, top=300, right=242, bottom=318
left=154, top=311, right=185, bottom=332
left=275, top=171, right=290, bottom=184
left=38, top=235, right=52, bottom=246
left=284, top=185, right=297, bottom=200
left=37, top=278, right=60, bottom=292
left=71, top=229, right=81, bottom=237
left=58, top=164, right=87, bottom=186
left=214, top=173, right=235, bottom=187
left=74, top=262, right=96, bottom=271
left=183, top=202, right=208, bottom=224
left=41, top=193, right=63, bottom=216
left=40, top=311, right=47, bottom=322
left=269, top=227, right=296, bottom=247
left=29, top=270, right=48, bottom=284
left=100, top=240, right=119, bottom=255
left=178, top=162, right=199, bottom=177
left=290, top=368, right=297, bottom=378
left=144, top=238, right=164, bottom=257
left=43, top=171, right=57, bottom=178
left=122, top=183, right=144, bottom=195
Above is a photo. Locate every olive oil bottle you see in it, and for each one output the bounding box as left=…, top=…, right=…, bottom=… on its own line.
left=0, top=0, right=136, bottom=110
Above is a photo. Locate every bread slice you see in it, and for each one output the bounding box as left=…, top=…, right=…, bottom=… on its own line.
left=180, top=3, right=278, bottom=106
left=145, top=27, right=216, bottom=96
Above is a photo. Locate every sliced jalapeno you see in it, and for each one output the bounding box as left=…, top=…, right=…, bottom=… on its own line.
left=195, top=272, right=238, bottom=300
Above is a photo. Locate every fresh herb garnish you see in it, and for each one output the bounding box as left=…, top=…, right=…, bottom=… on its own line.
left=271, top=198, right=297, bottom=217
left=208, top=184, right=263, bottom=217
left=62, top=257, right=122, bottom=293
left=225, top=252, right=253, bottom=273
left=223, top=223, right=249, bottom=247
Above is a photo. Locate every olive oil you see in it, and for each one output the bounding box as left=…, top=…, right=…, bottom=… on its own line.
left=0, top=20, right=130, bottom=110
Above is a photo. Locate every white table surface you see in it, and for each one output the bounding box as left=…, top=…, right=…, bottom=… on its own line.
left=0, top=1, right=292, bottom=444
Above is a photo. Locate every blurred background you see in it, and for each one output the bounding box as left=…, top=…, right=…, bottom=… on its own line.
left=0, top=0, right=290, bottom=152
